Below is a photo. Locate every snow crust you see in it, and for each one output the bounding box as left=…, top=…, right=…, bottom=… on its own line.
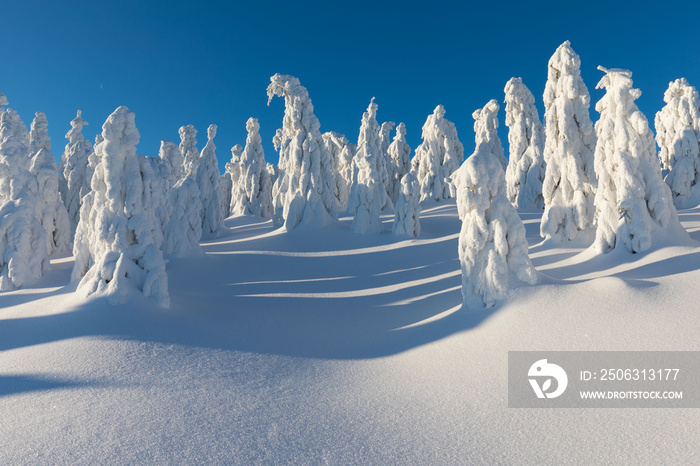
left=504, top=78, right=546, bottom=209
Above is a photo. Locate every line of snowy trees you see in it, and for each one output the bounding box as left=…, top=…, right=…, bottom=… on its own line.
left=3, top=40, right=700, bottom=310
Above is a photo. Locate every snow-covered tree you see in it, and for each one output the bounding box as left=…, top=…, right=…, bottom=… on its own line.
left=219, top=172, right=232, bottom=220
left=504, top=78, right=546, bottom=209
left=0, top=94, right=7, bottom=112
left=593, top=67, right=682, bottom=254
left=473, top=99, right=507, bottom=169
left=139, top=154, right=170, bottom=248
left=392, top=172, right=421, bottom=237
left=540, top=40, right=597, bottom=242
left=387, top=122, right=411, bottom=205
left=28, top=112, right=70, bottom=253
left=72, top=106, right=169, bottom=307
left=226, top=144, right=243, bottom=215
left=654, top=78, right=700, bottom=208
left=158, top=140, right=184, bottom=187
left=415, top=105, right=464, bottom=201
left=348, top=98, right=387, bottom=234
left=179, top=124, right=198, bottom=178
left=453, top=144, right=537, bottom=308
left=59, top=110, right=94, bottom=228
left=267, top=74, right=339, bottom=229
left=378, top=121, right=395, bottom=200
left=323, top=131, right=353, bottom=212
left=163, top=177, right=203, bottom=257
left=231, top=118, right=273, bottom=217
left=195, top=124, right=223, bottom=237
left=0, top=104, right=50, bottom=290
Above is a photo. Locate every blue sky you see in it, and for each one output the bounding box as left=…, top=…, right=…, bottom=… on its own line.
left=3, top=0, right=700, bottom=173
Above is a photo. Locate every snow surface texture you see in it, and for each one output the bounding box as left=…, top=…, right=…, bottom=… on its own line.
left=348, top=98, right=387, bottom=234
left=392, top=171, right=421, bottom=237
left=4, top=200, right=698, bottom=464
left=179, top=124, right=199, bottom=179
left=0, top=106, right=50, bottom=290
left=231, top=118, right=273, bottom=218
left=654, top=78, right=700, bottom=209
left=593, top=67, right=683, bottom=254
left=504, top=78, right=546, bottom=209
left=472, top=99, right=507, bottom=169
left=414, top=105, right=464, bottom=201
left=322, top=131, right=352, bottom=212
left=158, top=140, right=184, bottom=187
left=72, top=106, right=169, bottom=307
left=387, top=122, right=411, bottom=205
left=28, top=113, right=70, bottom=254
left=163, top=176, right=203, bottom=257
left=267, top=74, right=338, bottom=230
left=195, top=124, right=223, bottom=238
left=540, top=41, right=597, bottom=242
left=58, top=110, right=94, bottom=228
left=454, top=144, right=537, bottom=308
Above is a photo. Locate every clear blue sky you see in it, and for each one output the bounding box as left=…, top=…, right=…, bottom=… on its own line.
left=3, top=0, right=700, bottom=173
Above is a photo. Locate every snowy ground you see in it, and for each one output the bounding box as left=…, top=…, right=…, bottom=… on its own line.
left=1, top=200, right=699, bottom=464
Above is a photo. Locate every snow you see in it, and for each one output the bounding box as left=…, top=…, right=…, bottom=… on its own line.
left=230, top=118, right=273, bottom=218
left=158, top=140, right=184, bottom=187
left=195, top=124, right=223, bottom=238
left=593, top=67, right=685, bottom=253
left=179, top=124, right=199, bottom=179
left=654, top=78, right=700, bottom=209
left=163, top=177, right=203, bottom=257
left=414, top=105, right=464, bottom=201
left=392, top=171, right=421, bottom=237
left=472, top=99, right=507, bottom=169
left=504, top=78, right=546, bottom=209
left=267, top=74, right=338, bottom=230
left=540, top=41, right=597, bottom=242
left=387, top=122, right=411, bottom=205
left=322, top=131, right=352, bottom=212
left=72, top=106, right=169, bottom=307
left=58, top=110, right=94, bottom=228
left=1, top=199, right=698, bottom=464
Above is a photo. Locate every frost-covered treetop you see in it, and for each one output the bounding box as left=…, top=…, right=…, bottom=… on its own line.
left=207, top=123, right=217, bottom=140
left=0, top=108, right=31, bottom=169
left=472, top=99, right=506, bottom=168
left=30, top=112, right=51, bottom=153
left=267, top=73, right=310, bottom=108
left=655, top=77, right=700, bottom=171
left=179, top=124, right=198, bottom=178
left=66, top=110, right=89, bottom=145
left=0, top=93, right=8, bottom=112
left=545, top=41, right=588, bottom=103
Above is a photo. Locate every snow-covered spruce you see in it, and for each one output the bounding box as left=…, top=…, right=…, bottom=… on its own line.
left=195, top=124, right=223, bottom=237
left=453, top=144, right=537, bottom=308
left=540, top=41, right=597, bottom=242
left=59, top=110, right=94, bottom=228
left=0, top=93, right=7, bottom=112
left=378, top=121, right=395, bottom=201
left=158, top=140, right=184, bottom=187
left=593, top=67, right=682, bottom=254
left=139, top=154, right=170, bottom=248
left=219, top=172, right=232, bottom=220
left=72, top=106, right=169, bottom=307
left=392, top=172, right=421, bottom=237
left=28, top=112, right=70, bottom=253
left=267, top=74, right=339, bottom=229
left=226, top=144, right=243, bottom=215
left=387, top=122, right=411, bottom=205
left=349, top=98, right=387, bottom=234
left=415, top=105, right=464, bottom=201
left=0, top=105, right=49, bottom=290
left=473, top=100, right=507, bottom=170
left=323, top=131, right=353, bottom=212
left=179, top=124, right=198, bottom=179
left=163, top=176, right=203, bottom=257
left=654, top=78, right=700, bottom=209
left=231, top=118, right=273, bottom=217
left=504, top=78, right=546, bottom=209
